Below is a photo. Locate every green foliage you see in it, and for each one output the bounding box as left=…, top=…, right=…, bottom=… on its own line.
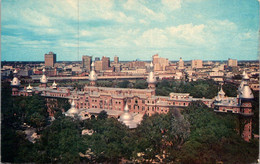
left=156, top=79, right=217, bottom=98
left=82, top=118, right=133, bottom=163
left=97, top=110, right=108, bottom=120
left=97, top=80, right=113, bottom=87
left=179, top=101, right=259, bottom=164
left=36, top=117, right=84, bottom=163
left=156, top=79, right=237, bottom=98
left=117, top=80, right=130, bottom=88
left=222, top=83, right=238, bottom=97
left=134, top=110, right=190, bottom=162
left=134, top=80, right=148, bottom=89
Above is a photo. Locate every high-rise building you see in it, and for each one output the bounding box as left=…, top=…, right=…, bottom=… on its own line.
left=114, top=56, right=119, bottom=64
left=178, top=57, right=184, bottom=70
left=82, top=55, right=92, bottom=72
left=191, top=60, right=203, bottom=69
left=228, top=58, right=238, bottom=67
left=152, top=54, right=169, bottom=71
left=95, top=61, right=103, bottom=71
left=45, top=52, right=56, bottom=67
left=102, top=56, right=110, bottom=70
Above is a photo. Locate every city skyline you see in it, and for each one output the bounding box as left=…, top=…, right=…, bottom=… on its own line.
left=2, top=0, right=259, bottom=61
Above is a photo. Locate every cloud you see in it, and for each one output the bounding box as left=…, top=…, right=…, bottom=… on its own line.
left=123, top=0, right=166, bottom=21
left=135, top=28, right=168, bottom=48
left=135, top=23, right=208, bottom=48
left=161, top=0, right=181, bottom=11
left=166, top=24, right=206, bottom=43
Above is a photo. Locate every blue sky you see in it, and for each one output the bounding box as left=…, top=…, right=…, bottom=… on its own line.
left=1, top=0, right=259, bottom=61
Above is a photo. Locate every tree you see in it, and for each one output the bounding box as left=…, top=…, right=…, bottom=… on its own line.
left=179, top=101, right=259, bottom=164
left=117, top=80, right=130, bottom=88
left=97, top=110, right=108, bottom=120
left=36, top=117, right=84, bottom=163
left=82, top=118, right=133, bottom=163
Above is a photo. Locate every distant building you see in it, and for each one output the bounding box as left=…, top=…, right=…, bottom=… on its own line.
left=178, top=57, right=185, bottom=70
left=191, top=60, right=203, bottom=69
left=82, top=55, right=92, bottom=72
left=95, top=57, right=100, bottom=61
left=152, top=54, right=169, bottom=71
left=95, top=61, right=103, bottom=71
left=45, top=52, right=56, bottom=67
left=102, top=56, right=110, bottom=70
left=114, top=56, right=119, bottom=64
left=126, top=61, right=146, bottom=69
left=228, top=58, right=238, bottom=67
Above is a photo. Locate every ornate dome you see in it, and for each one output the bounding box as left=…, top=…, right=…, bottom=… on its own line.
left=218, top=86, right=225, bottom=96
left=89, top=70, right=97, bottom=81
left=238, top=80, right=245, bottom=92
left=243, top=72, right=250, bottom=80
left=89, top=62, right=97, bottom=81
left=119, top=103, right=133, bottom=122
left=147, top=71, right=156, bottom=84
left=52, top=81, right=57, bottom=88
left=40, top=68, right=48, bottom=84
left=40, top=74, right=48, bottom=83
left=11, top=77, right=21, bottom=87
left=66, top=100, right=79, bottom=116
left=239, top=83, right=254, bottom=99
left=26, top=83, right=33, bottom=92
left=147, top=62, right=156, bottom=84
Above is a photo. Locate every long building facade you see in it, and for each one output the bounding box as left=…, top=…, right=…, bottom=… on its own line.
left=11, top=65, right=254, bottom=141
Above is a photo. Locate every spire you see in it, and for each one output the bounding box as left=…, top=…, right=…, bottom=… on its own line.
left=11, top=69, right=21, bottom=87
left=147, top=62, right=156, bottom=84
left=239, top=76, right=254, bottom=99
left=52, top=81, right=57, bottom=89
left=119, top=102, right=133, bottom=122
left=26, top=83, right=33, bottom=92
left=242, top=70, right=246, bottom=77
left=243, top=72, right=250, bottom=81
left=89, top=62, right=97, bottom=81
left=40, top=67, right=48, bottom=84
left=217, top=84, right=225, bottom=99
left=150, top=62, right=153, bottom=68
left=65, top=99, right=79, bottom=117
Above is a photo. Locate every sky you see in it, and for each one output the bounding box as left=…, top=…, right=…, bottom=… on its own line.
left=1, top=0, right=259, bottom=61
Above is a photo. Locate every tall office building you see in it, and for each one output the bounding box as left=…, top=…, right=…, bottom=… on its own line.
left=95, top=61, right=103, bottom=71
left=114, top=56, right=119, bottom=64
left=102, top=56, right=110, bottom=70
left=82, top=55, right=92, bottom=72
left=191, top=60, right=203, bottom=69
left=228, top=58, right=238, bottom=67
left=178, top=57, right=184, bottom=70
left=45, top=52, right=56, bottom=67
left=152, top=54, right=169, bottom=71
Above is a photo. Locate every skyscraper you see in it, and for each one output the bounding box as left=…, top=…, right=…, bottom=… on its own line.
left=102, top=56, right=110, bottom=70
left=178, top=57, right=184, bottom=70
left=114, top=56, right=119, bottom=64
left=152, top=54, right=169, bottom=71
left=82, top=55, right=92, bottom=72
left=228, top=58, right=238, bottom=67
left=45, top=52, right=56, bottom=67
left=191, top=60, right=203, bottom=69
